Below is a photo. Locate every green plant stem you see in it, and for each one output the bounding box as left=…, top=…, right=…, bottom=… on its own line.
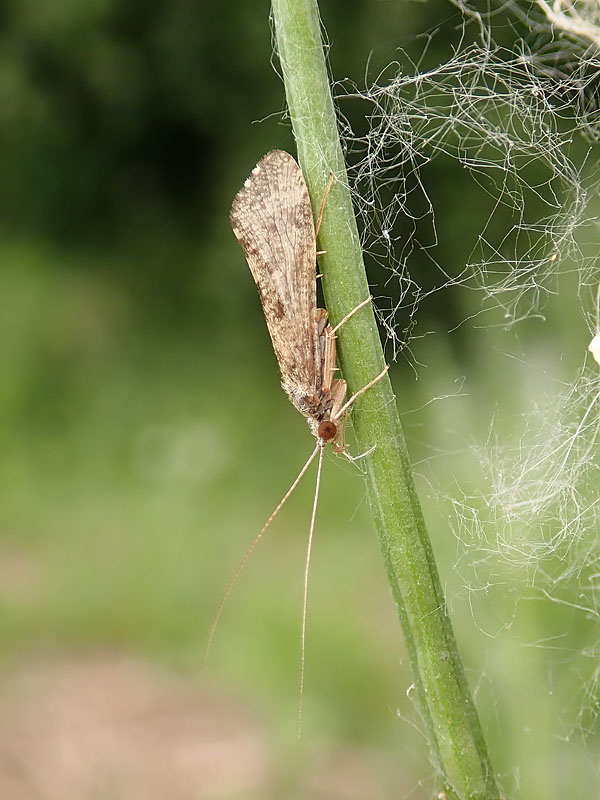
left=271, top=2, right=500, bottom=798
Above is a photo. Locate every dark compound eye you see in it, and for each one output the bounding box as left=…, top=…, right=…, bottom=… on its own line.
left=318, top=420, right=337, bottom=441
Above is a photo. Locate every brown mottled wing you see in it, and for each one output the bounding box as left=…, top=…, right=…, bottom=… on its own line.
left=230, top=150, right=319, bottom=400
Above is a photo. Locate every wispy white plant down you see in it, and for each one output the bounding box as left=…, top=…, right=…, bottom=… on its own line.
left=337, top=0, right=600, bottom=756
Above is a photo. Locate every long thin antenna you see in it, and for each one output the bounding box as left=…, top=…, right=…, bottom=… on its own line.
left=204, top=442, right=321, bottom=664
left=298, top=443, right=325, bottom=738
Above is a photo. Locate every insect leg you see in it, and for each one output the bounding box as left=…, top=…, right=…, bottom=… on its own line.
left=332, top=365, right=390, bottom=424
left=332, top=406, right=349, bottom=454
left=330, top=295, right=373, bottom=335
left=315, top=172, right=335, bottom=238
left=320, top=295, right=373, bottom=393
left=321, top=324, right=338, bottom=393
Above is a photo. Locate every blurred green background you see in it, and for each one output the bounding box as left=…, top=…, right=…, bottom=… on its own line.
left=1, top=1, right=599, bottom=798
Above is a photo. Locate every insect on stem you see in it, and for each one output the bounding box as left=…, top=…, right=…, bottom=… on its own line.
left=216, top=150, right=390, bottom=727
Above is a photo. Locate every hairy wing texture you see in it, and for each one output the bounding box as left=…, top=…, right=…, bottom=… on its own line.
left=230, top=150, right=319, bottom=399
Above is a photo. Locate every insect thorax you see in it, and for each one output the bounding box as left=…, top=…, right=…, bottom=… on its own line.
left=283, top=380, right=333, bottom=438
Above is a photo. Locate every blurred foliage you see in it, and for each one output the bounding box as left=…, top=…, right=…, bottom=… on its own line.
left=0, top=0, right=468, bottom=318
